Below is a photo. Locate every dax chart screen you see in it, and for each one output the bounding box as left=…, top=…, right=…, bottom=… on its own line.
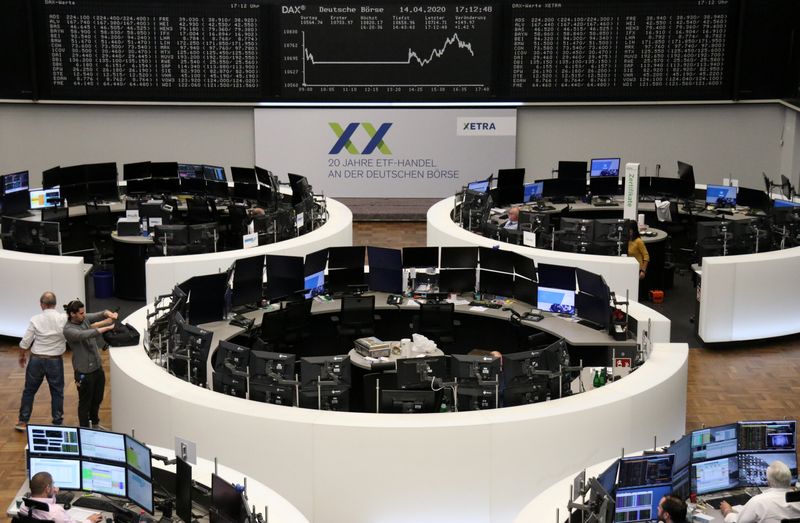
left=278, top=3, right=498, bottom=100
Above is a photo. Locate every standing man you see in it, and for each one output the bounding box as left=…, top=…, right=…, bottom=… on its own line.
left=16, top=292, right=67, bottom=431
left=62, top=300, right=117, bottom=428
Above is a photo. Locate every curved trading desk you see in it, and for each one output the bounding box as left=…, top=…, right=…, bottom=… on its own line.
left=111, top=299, right=682, bottom=523
left=427, top=196, right=642, bottom=302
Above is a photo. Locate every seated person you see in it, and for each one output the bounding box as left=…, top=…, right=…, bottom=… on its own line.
left=658, top=495, right=688, bottom=523
left=720, top=460, right=800, bottom=523
left=503, top=206, right=520, bottom=230
left=20, top=471, right=102, bottom=523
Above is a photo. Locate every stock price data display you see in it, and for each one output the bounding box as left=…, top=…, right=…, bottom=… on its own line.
left=279, top=3, right=497, bottom=100
left=509, top=0, right=736, bottom=101
left=35, top=0, right=265, bottom=101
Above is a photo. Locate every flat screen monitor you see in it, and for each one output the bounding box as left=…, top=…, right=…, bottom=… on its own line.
left=60, top=183, right=88, bottom=206
left=326, top=267, right=365, bottom=294
left=175, top=458, right=192, bottom=523
left=598, top=460, right=620, bottom=496
left=328, top=246, right=365, bottom=269
left=256, top=166, right=278, bottom=189
left=380, top=389, right=439, bottom=413
left=123, top=162, right=151, bottom=181
left=80, top=428, right=126, bottom=464
left=126, top=178, right=152, bottom=194
left=207, top=180, right=229, bottom=198
left=575, top=292, right=609, bottom=329
left=691, top=456, right=739, bottom=495
left=451, top=354, right=500, bottom=381
left=576, top=268, right=608, bottom=300
left=27, top=425, right=79, bottom=456
left=395, top=356, right=447, bottom=389
left=671, top=466, right=691, bottom=502
left=29, top=457, right=81, bottom=490
left=300, top=355, right=351, bottom=388
left=151, top=177, right=180, bottom=194
left=590, top=158, right=620, bottom=177
left=739, top=452, right=798, bottom=487
left=538, top=286, right=576, bottom=315
left=43, top=166, right=61, bottom=189
left=211, top=473, right=241, bottom=523
left=558, top=161, right=587, bottom=180
left=81, top=460, right=126, bottom=497
left=180, top=176, right=206, bottom=194
left=178, top=163, right=202, bottom=178
left=706, top=185, right=738, bottom=207
left=774, top=199, right=800, bottom=208
left=230, top=166, right=256, bottom=184
left=736, top=187, right=771, bottom=211
left=440, top=247, right=478, bottom=269
left=151, top=162, right=178, bottom=179
left=512, top=275, right=537, bottom=304
left=497, top=168, right=525, bottom=187
left=266, top=254, right=304, bottom=280
left=614, top=485, right=672, bottom=523
left=537, top=263, right=576, bottom=291
left=589, top=176, right=619, bottom=196
left=691, top=423, right=738, bottom=462
left=85, top=162, right=118, bottom=183
left=543, top=178, right=587, bottom=198
left=438, top=268, right=476, bottom=294
left=88, top=181, right=119, bottom=201
left=304, top=270, right=326, bottom=298
left=127, top=469, right=154, bottom=514
left=59, top=165, right=87, bottom=185
left=232, top=182, right=258, bottom=200
left=249, top=350, right=295, bottom=381
left=467, top=180, right=489, bottom=193
left=203, top=165, right=226, bottom=182
left=183, top=273, right=228, bottom=325
left=479, top=269, right=513, bottom=297
left=618, top=454, right=675, bottom=488
left=367, top=246, right=402, bottom=270
left=304, top=248, right=328, bottom=276
left=369, top=267, right=403, bottom=294
left=3, top=170, right=29, bottom=194
left=639, top=177, right=682, bottom=197
left=737, top=420, right=796, bottom=452
left=677, top=161, right=695, bottom=199
left=232, top=254, right=265, bottom=308
left=153, top=225, right=189, bottom=246
left=216, top=340, right=251, bottom=375
left=667, top=434, right=692, bottom=474
left=124, top=435, right=152, bottom=479
left=478, top=246, right=513, bottom=273
left=523, top=181, right=544, bottom=202
left=402, top=246, right=438, bottom=269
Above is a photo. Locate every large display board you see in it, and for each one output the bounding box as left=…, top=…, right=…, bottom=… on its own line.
left=278, top=2, right=498, bottom=100
left=509, top=0, right=736, bottom=100
left=34, top=0, right=267, bottom=101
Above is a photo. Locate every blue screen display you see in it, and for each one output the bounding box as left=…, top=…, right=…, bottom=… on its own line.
left=774, top=199, right=800, bottom=208
left=590, top=158, right=620, bottom=177
left=615, top=485, right=671, bottom=522
left=467, top=180, right=489, bottom=193
left=523, top=182, right=543, bottom=202
left=706, top=185, right=737, bottom=207
left=304, top=270, right=325, bottom=298
left=537, top=286, right=576, bottom=315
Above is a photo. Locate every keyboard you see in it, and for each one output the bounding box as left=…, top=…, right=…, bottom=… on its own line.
left=469, top=300, right=502, bottom=309
left=55, top=491, right=75, bottom=505
left=71, top=495, right=123, bottom=512
left=593, top=201, right=619, bottom=207
left=703, top=492, right=751, bottom=509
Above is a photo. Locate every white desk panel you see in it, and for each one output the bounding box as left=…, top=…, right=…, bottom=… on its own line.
left=111, top=302, right=686, bottom=523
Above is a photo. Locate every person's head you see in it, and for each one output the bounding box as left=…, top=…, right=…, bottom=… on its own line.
left=29, top=471, right=55, bottom=498
left=766, top=460, right=792, bottom=488
left=658, top=495, right=687, bottom=522
left=508, top=207, right=520, bottom=222
left=64, top=299, right=86, bottom=324
left=628, top=220, right=641, bottom=240
left=39, top=291, right=57, bottom=310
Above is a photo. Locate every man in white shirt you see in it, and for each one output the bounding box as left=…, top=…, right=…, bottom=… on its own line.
left=19, top=471, right=102, bottom=523
left=16, top=292, right=68, bottom=431
left=503, top=206, right=520, bottom=230
left=721, top=460, right=800, bottom=523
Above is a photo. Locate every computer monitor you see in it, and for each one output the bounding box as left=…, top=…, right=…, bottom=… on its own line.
left=250, top=350, right=296, bottom=381
left=450, top=354, right=500, bottom=381
left=60, top=183, right=88, bottom=206
left=178, top=163, right=201, bottom=179
left=81, top=460, right=127, bottom=497
left=328, top=246, right=365, bottom=269
left=497, top=168, right=525, bottom=187
left=502, top=344, right=562, bottom=381
left=3, top=170, right=29, bottom=194
left=706, top=185, right=738, bottom=208
left=738, top=420, right=796, bottom=452
left=523, top=181, right=544, bottom=203
left=80, top=428, right=126, bottom=464
left=211, top=473, right=242, bottom=523
left=126, top=178, right=152, bottom=195
left=123, top=161, right=151, bottom=181
left=300, top=355, right=351, bottom=388
left=88, top=180, right=119, bottom=201
left=691, top=423, right=738, bottom=461
left=538, top=286, right=576, bottom=315
left=231, top=254, right=265, bottom=308
left=639, top=176, right=682, bottom=198
left=183, top=273, right=228, bottom=325
left=590, top=158, right=620, bottom=178
left=542, top=178, right=587, bottom=199
left=27, top=425, right=79, bottom=456
left=124, top=434, right=152, bottom=480
left=153, top=224, right=189, bottom=246
left=478, top=246, right=514, bottom=273
left=739, top=452, right=798, bottom=487
left=781, top=174, right=795, bottom=199
left=597, top=460, right=620, bottom=497
left=559, top=217, right=594, bottom=241
left=456, top=384, right=498, bottom=411
left=175, top=458, right=192, bottom=523
left=216, top=340, right=251, bottom=375
left=576, top=267, right=609, bottom=300
left=479, top=269, right=514, bottom=297
left=671, top=466, right=691, bottom=502
left=304, top=248, right=328, bottom=276
left=230, top=166, right=256, bottom=184
left=691, top=455, right=739, bottom=494
left=440, top=247, right=478, bottom=269
left=180, top=176, right=207, bottom=194
left=537, top=263, right=575, bottom=291
left=266, top=254, right=304, bottom=301
left=614, top=485, right=672, bottom=523
left=29, top=457, right=81, bottom=490
left=380, top=389, right=439, bottom=413
left=369, top=267, right=403, bottom=294
left=175, top=321, right=213, bottom=387
left=203, top=165, right=226, bottom=182
left=438, top=268, right=476, bottom=294
left=558, top=161, right=588, bottom=180
left=589, top=176, right=619, bottom=197
left=85, top=162, right=118, bottom=183
left=232, top=182, right=258, bottom=201
left=151, top=161, right=178, bottom=179
left=304, top=270, right=325, bottom=298
left=575, top=293, right=609, bottom=329
left=326, top=267, right=365, bottom=294
left=467, top=180, right=490, bottom=193
left=677, top=161, right=696, bottom=199
left=617, top=454, right=675, bottom=488
left=512, top=275, right=537, bottom=304
left=395, top=356, right=447, bottom=389
left=402, top=246, right=439, bottom=269
left=43, top=166, right=61, bottom=189
left=127, top=469, right=154, bottom=514
left=736, top=187, right=771, bottom=211
left=667, top=434, right=692, bottom=474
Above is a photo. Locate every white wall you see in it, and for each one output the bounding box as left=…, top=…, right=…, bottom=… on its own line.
left=0, top=101, right=796, bottom=192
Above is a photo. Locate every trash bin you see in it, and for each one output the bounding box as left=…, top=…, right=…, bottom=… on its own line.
left=93, top=270, right=114, bottom=299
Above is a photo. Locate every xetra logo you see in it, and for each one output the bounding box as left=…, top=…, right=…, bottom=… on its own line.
left=329, top=122, right=392, bottom=155
left=463, top=122, right=496, bottom=131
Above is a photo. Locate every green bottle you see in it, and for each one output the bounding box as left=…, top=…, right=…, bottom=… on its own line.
left=600, top=368, right=607, bottom=386
left=593, top=370, right=601, bottom=388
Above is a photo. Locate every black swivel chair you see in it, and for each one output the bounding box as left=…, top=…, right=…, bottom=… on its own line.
left=14, top=498, right=55, bottom=523
left=86, top=203, right=116, bottom=266
left=282, top=299, right=313, bottom=353
left=334, top=295, right=377, bottom=351
left=41, top=206, right=69, bottom=222
left=225, top=204, right=250, bottom=249
left=187, top=197, right=217, bottom=224
left=412, top=302, right=458, bottom=347
left=784, top=490, right=800, bottom=523
left=258, top=307, right=287, bottom=351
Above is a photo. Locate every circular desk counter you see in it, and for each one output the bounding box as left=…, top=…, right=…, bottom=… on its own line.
left=139, top=197, right=352, bottom=303
left=111, top=303, right=686, bottom=523
left=427, top=196, right=641, bottom=303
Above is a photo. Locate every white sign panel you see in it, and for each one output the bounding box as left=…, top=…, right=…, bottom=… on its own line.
left=254, top=108, right=517, bottom=198
left=623, top=162, right=641, bottom=221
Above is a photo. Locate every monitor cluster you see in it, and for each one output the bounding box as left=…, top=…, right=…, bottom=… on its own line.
left=26, top=425, right=154, bottom=514
left=572, top=419, right=797, bottom=523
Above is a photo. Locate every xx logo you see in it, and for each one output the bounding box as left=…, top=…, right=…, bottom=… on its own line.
left=329, top=122, right=392, bottom=155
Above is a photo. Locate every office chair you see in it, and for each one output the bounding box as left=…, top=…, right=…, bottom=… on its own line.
left=258, top=307, right=286, bottom=351
left=412, top=302, right=458, bottom=347
left=186, top=197, right=217, bottom=224
left=224, top=204, right=249, bottom=249
left=13, top=498, right=55, bottom=523
left=86, top=203, right=115, bottom=266
left=281, top=299, right=313, bottom=352
left=333, top=295, right=377, bottom=350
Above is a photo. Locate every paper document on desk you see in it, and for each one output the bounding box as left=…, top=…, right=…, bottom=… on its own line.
left=470, top=306, right=488, bottom=312
left=68, top=507, right=102, bottom=520
left=449, top=298, right=470, bottom=305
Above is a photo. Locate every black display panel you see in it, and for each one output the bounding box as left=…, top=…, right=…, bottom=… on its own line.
left=278, top=2, right=498, bottom=100
left=0, top=0, right=34, bottom=99
left=508, top=0, right=737, bottom=101
left=34, top=0, right=267, bottom=101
